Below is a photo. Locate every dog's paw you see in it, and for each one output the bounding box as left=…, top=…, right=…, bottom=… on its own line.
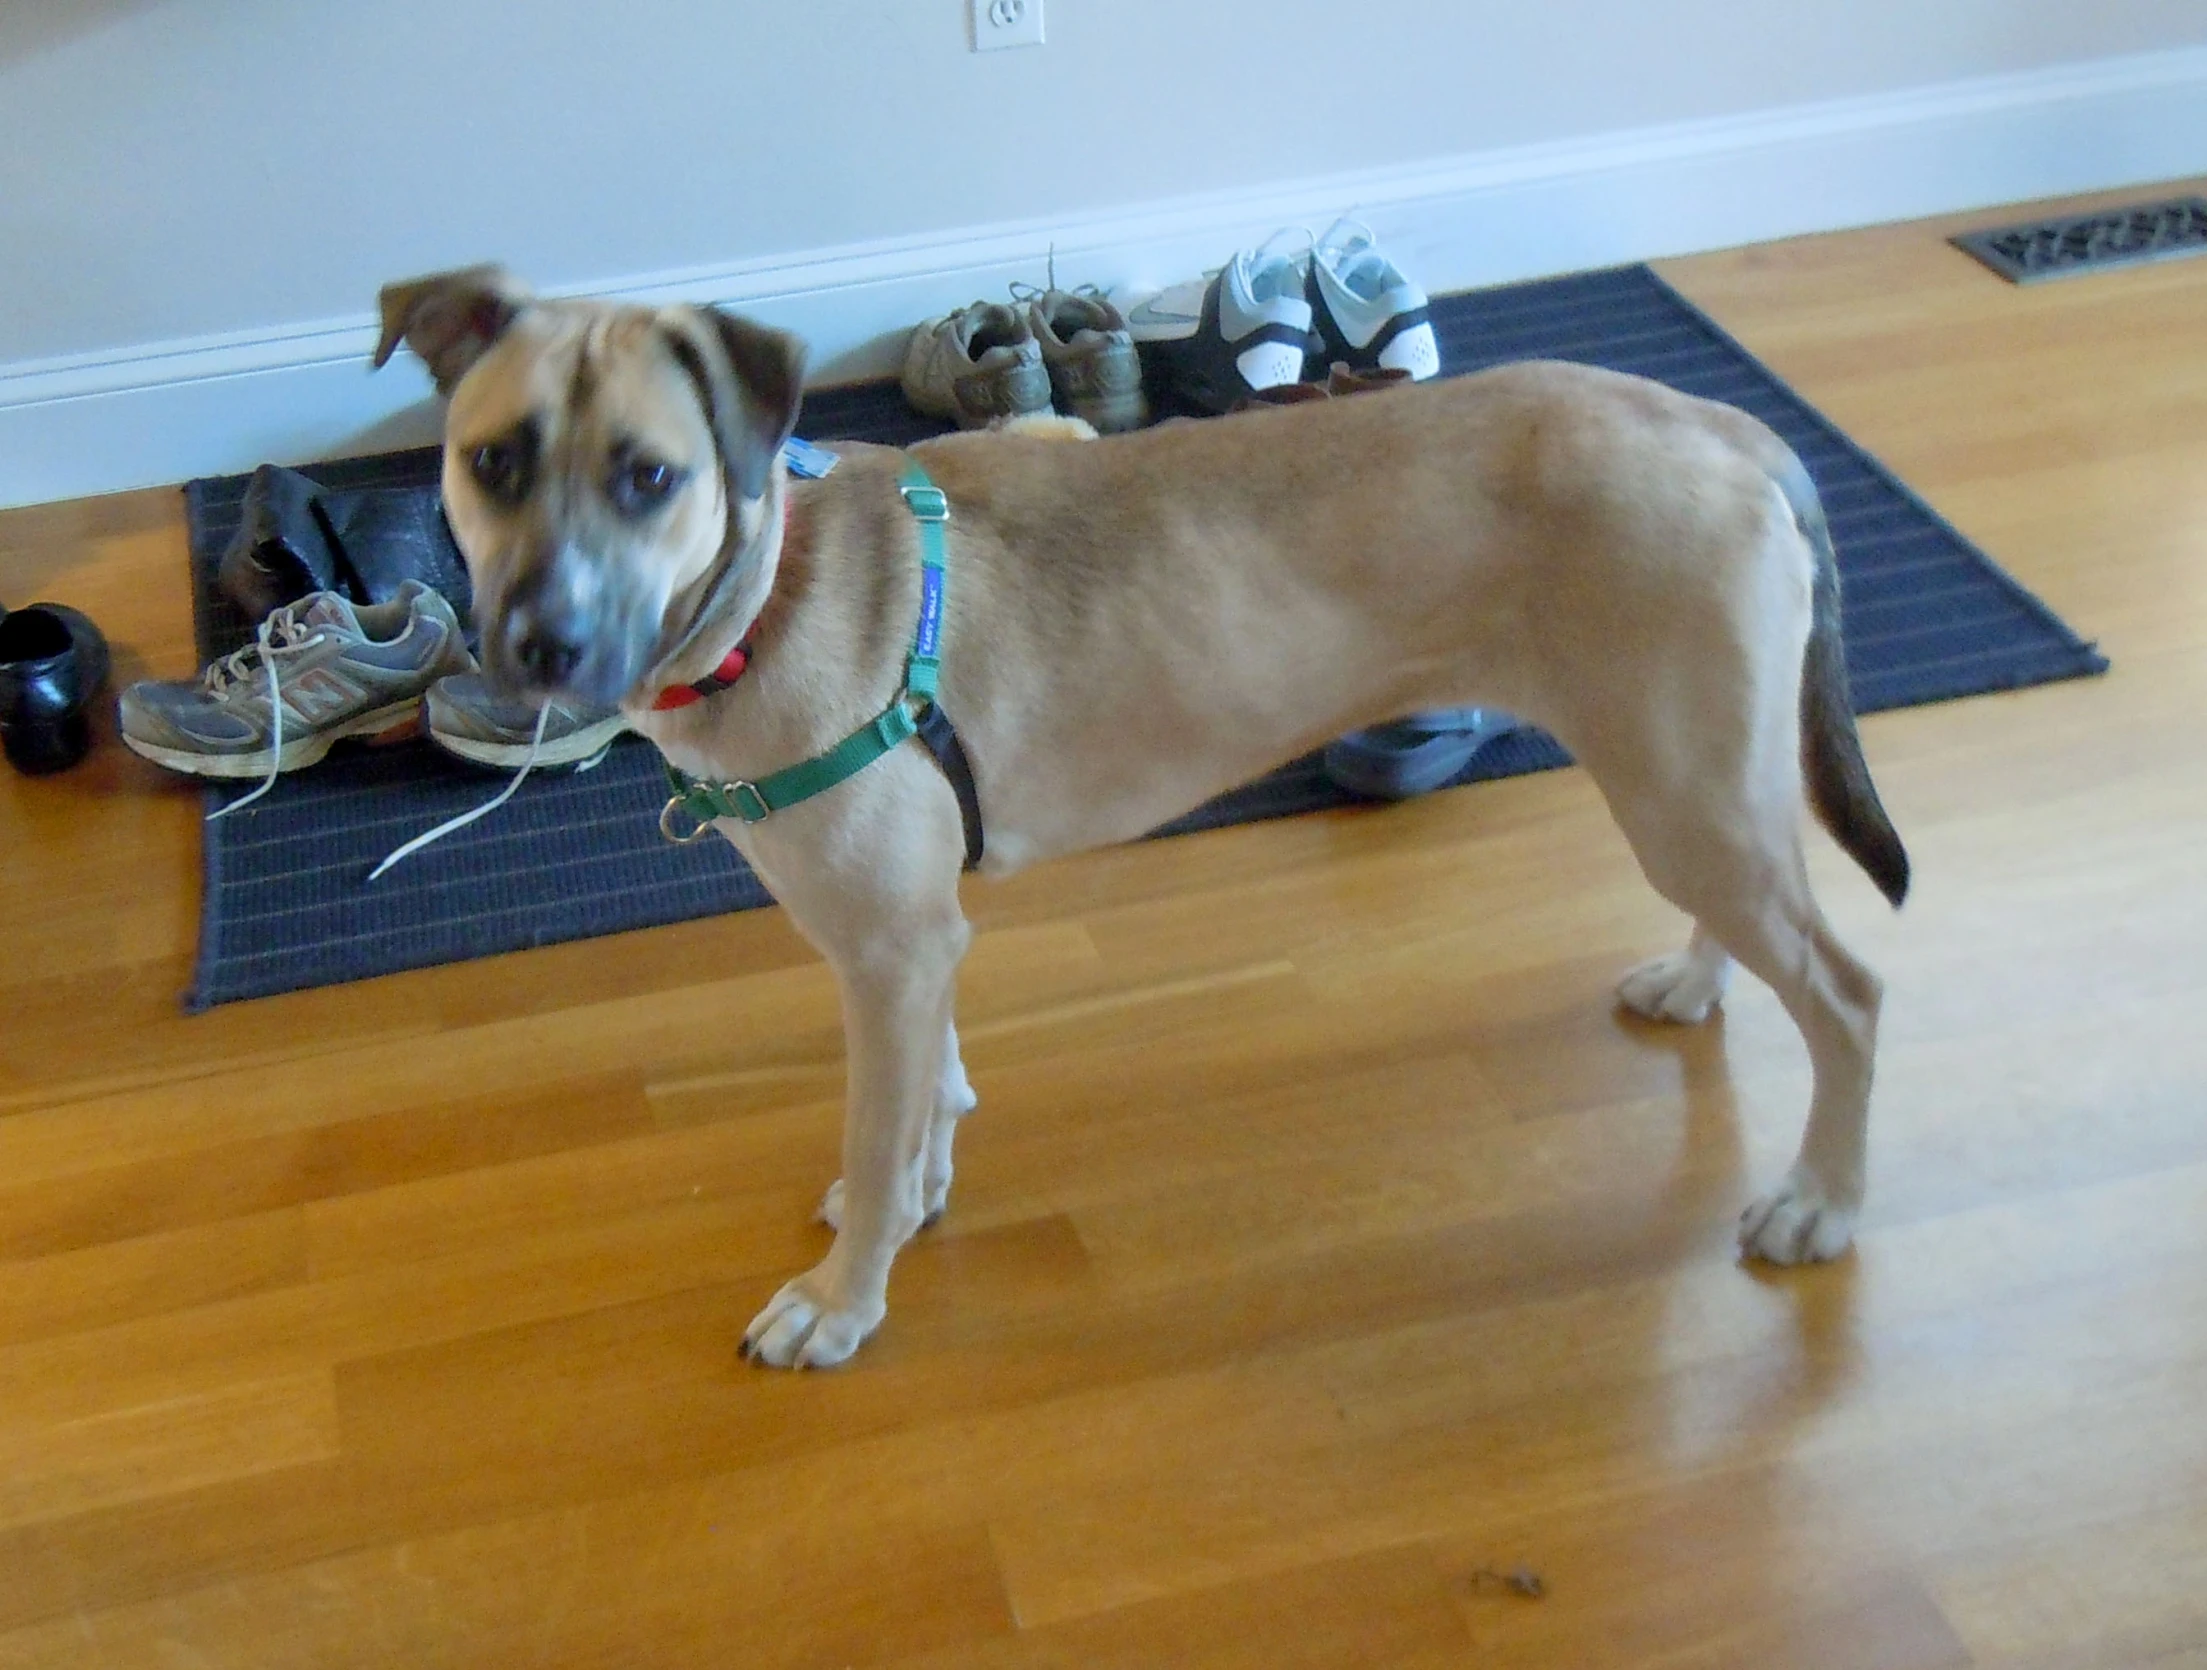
left=740, top=1270, right=886, bottom=1369
left=1617, top=950, right=1729, bottom=1025
left=1739, top=1169, right=1859, bottom=1265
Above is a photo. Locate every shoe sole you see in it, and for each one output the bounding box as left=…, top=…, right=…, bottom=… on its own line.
left=120, top=698, right=425, bottom=779
left=427, top=713, right=627, bottom=770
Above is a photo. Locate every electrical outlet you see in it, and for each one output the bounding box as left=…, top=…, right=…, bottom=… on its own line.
left=971, top=0, right=1044, bottom=51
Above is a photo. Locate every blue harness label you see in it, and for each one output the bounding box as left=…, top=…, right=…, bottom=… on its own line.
left=916, top=564, right=944, bottom=658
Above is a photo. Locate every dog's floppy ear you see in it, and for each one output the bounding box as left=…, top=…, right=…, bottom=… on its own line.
left=665, top=307, right=807, bottom=503
left=373, top=265, right=532, bottom=394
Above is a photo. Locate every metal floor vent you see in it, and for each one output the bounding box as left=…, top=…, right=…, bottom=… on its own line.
left=1953, top=195, right=2207, bottom=284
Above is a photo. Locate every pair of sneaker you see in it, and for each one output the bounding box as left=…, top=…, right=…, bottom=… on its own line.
left=118, top=582, right=627, bottom=803
left=1123, top=219, right=1442, bottom=414
left=902, top=286, right=1149, bottom=434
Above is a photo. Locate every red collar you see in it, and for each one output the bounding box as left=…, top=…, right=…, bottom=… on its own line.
left=648, top=498, right=803, bottom=712
left=650, top=639, right=750, bottom=711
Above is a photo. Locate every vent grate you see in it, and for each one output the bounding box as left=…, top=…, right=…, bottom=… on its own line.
left=1953, top=196, right=2207, bottom=284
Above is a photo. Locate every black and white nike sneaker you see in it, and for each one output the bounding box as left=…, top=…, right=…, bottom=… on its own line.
left=1122, top=235, right=1321, bottom=414
left=1305, top=218, right=1442, bottom=382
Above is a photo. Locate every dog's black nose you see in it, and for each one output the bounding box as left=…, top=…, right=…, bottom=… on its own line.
left=512, top=620, right=584, bottom=686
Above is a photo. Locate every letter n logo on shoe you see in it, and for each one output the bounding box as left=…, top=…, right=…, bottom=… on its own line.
left=284, top=668, right=362, bottom=725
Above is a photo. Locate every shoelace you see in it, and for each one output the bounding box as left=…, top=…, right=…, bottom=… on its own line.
left=1314, top=213, right=1377, bottom=264
left=204, top=603, right=328, bottom=823
left=1248, top=225, right=1317, bottom=283
left=1006, top=279, right=1109, bottom=307
left=199, top=596, right=558, bottom=881
left=1005, top=243, right=1082, bottom=305
left=367, top=703, right=552, bottom=882
left=1008, top=279, right=1120, bottom=343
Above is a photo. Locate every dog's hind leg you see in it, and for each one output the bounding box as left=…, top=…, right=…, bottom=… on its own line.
left=1598, top=764, right=1883, bottom=1266
left=1730, top=907, right=1881, bottom=1266
left=1589, top=453, right=1901, bottom=1265
left=923, top=1020, right=980, bottom=1222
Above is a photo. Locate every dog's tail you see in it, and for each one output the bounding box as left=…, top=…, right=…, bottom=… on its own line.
left=1774, top=454, right=1911, bottom=908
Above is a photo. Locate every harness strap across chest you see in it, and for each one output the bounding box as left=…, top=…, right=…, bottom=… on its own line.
left=657, top=460, right=984, bottom=868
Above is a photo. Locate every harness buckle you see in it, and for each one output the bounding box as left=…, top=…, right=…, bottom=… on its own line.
left=658, top=778, right=771, bottom=843
left=723, top=779, right=773, bottom=822
left=898, top=484, right=950, bottom=523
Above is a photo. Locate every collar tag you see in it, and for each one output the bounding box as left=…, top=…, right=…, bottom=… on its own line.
left=781, top=437, right=840, bottom=479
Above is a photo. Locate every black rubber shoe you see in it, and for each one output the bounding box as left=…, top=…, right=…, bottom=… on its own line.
left=1322, top=708, right=1522, bottom=801
left=0, top=602, right=110, bottom=775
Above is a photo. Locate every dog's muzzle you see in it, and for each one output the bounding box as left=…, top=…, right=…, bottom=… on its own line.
left=488, top=548, right=649, bottom=704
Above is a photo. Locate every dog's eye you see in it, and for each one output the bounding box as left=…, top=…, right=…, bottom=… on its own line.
left=608, top=457, right=684, bottom=516
left=469, top=438, right=532, bottom=505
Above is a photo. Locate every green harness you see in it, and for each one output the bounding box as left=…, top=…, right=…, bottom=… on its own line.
left=657, top=460, right=956, bottom=844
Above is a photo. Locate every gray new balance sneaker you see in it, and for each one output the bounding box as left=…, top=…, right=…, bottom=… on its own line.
left=901, top=302, right=1055, bottom=428
left=426, top=673, right=627, bottom=770
left=1024, top=288, right=1148, bottom=433
left=119, top=581, right=474, bottom=781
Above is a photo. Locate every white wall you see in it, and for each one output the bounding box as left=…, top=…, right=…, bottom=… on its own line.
left=4, top=0, right=2206, bottom=505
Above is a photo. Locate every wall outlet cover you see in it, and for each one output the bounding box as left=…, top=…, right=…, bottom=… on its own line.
left=971, top=0, right=1044, bottom=52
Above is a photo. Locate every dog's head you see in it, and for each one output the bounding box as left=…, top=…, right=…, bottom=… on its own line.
left=374, top=266, right=804, bottom=705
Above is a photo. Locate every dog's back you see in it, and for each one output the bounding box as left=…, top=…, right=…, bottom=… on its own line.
left=908, top=361, right=1820, bottom=863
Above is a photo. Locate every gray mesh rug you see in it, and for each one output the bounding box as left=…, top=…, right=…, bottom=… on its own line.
left=179, top=265, right=2105, bottom=1008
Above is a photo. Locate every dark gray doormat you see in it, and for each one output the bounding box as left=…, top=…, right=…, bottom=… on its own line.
left=178, top=264, right=2106, bottom=1009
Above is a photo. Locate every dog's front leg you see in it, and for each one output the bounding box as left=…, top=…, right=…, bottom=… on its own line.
left=743, top=920, right=967, bottom=1369
left=818, top=1020, right=977, bottom=1232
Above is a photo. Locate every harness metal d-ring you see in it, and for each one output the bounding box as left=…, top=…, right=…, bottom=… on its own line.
left=658, top=796, right=717, bottom=844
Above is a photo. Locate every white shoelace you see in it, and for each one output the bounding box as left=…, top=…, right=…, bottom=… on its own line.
left=367, top=703, right=552, bottom=882
left=204, top=605, right=326, bottom=822
left=1315, top=213, right=1376, bottom=264
left=198, top=599, right=558, bottom=881
left=1249, top=224, right=1317, bottom=283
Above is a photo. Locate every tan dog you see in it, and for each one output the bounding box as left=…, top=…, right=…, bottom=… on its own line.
left=376, top=266, right=1908, bottom=1369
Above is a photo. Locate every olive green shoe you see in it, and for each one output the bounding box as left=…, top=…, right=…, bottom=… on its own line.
left=1025, top=287, right=1148, bottom=433
left=900, top=302, right=1054, bottom=428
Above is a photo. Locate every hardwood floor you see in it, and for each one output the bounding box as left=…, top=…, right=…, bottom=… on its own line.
left=2, top=185, right=2204, bottom=1667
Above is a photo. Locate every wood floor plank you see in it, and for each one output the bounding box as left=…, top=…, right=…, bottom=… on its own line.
left=0, top=1368, right=337, bottom=1534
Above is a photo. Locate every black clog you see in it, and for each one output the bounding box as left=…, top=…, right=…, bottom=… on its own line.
left=0, top=602, right=110, bottom=774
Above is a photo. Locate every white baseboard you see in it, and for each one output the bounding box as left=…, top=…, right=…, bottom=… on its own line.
left=5, top=44, right=2204, bottom=509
